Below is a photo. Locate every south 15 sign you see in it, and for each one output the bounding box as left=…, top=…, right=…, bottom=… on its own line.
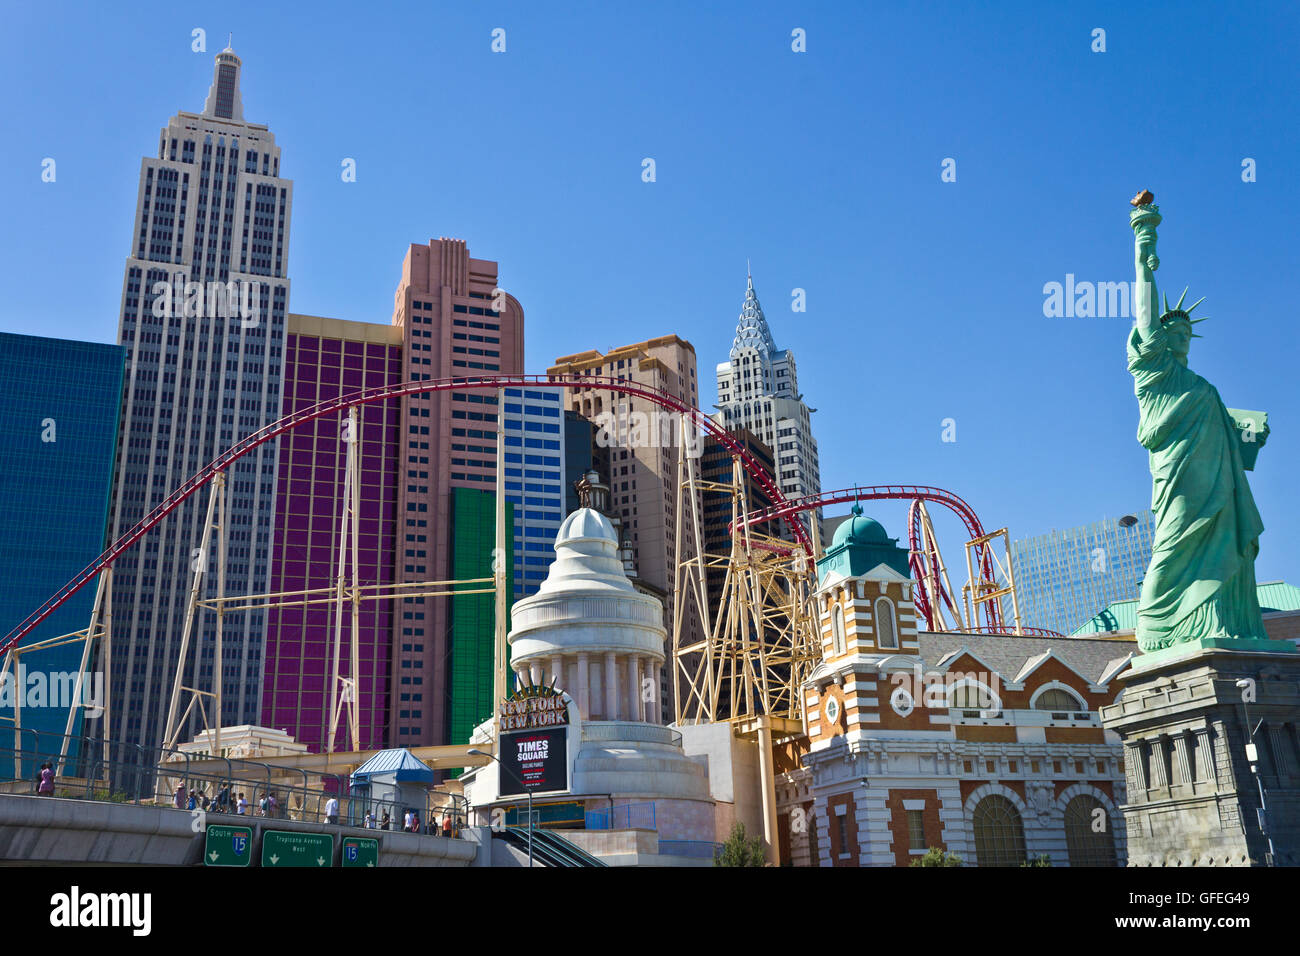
left=499, top=685, right=569, bottom=732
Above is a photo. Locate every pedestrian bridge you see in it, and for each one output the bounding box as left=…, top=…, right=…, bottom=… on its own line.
left=0, top=794, right=479, bottom=867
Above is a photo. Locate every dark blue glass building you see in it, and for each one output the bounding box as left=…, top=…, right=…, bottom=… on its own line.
left=0, top=332, right=124, bottom=777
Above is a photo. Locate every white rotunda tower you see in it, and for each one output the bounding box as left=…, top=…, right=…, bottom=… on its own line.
left=509, top=507, right=665, bottom=723
left=464, top=506, right=716, bottom=861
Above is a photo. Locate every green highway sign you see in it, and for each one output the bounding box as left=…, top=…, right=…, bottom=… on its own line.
left=204, top=824, right=254, bottom=867
left=262, top=830, right=334, bottom=868
left=341, top=837, right=380, bottom=868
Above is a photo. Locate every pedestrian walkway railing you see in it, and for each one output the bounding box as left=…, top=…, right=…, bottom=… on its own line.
left=0, top=728, right=471, bottom=836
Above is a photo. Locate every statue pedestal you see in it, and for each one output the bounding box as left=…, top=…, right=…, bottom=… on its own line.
left=1101, top=646, right=1300, bottom=866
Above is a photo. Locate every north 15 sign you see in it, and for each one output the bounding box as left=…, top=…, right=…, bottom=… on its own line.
left=499, top=726, right=568, bottom=796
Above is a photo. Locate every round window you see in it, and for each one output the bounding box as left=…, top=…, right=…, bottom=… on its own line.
left=890, top=686, right=915, bottom=717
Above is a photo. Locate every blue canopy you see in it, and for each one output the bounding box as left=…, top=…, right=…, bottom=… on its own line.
left=350, top=748, right=435, bottom=785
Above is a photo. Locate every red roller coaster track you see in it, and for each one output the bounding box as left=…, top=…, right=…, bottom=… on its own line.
left=1, top=374, right=808, bottom=658
left=737, top=485, right=1013, bottom=633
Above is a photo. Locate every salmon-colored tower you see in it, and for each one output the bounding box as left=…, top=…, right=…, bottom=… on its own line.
left=390, top=238, right=524, bottom=747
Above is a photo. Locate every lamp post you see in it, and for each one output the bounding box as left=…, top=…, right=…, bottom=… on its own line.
left=1118, top=514, right=1141, bottom=600
left=468, top=748, right=532, bottom=867
left=1233, top=679, right=1275, bottom=866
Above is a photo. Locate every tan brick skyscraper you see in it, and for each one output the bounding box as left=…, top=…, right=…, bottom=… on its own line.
left=549, top=336, right=702, bottom=716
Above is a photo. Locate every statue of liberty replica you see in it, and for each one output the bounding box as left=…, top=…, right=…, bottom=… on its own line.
left=1127, top=190, right=1274, bottom=654
left=1101, top=191, right=1298, bottom=868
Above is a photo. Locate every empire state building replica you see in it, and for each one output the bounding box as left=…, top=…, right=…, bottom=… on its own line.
left=104, top=43, right=293, bottom=766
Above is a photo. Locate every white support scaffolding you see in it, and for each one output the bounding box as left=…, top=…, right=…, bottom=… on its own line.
left=1, top=566, right=114, bottom=782
left=162, top=470, right=227, bottom=756
left=326, top=406, right=363, bottom=754
left=492, top=387, right=509, bottom=749
left=159, top=407, right=500, bottom=767
left=964, top=527, right=1022, bottom=635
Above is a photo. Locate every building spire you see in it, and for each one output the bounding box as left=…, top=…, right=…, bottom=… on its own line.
left=731, top=271, right=778, bottom=359
left=202, top=43, right=245, bottom=121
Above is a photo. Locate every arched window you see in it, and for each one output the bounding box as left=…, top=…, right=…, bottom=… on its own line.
left=949, top=682, right=999, bottom=716
left=831, top=604, right=846, bottom=657
left=972, top=794, right=1026, bottom=867
left=1064, top=794, right=1117, bottom=867
left=950, top=683, right=992, bottom=709
left=1033, top=687, right=1085, bottom=716
left=874, top=598, right=897, bottom=649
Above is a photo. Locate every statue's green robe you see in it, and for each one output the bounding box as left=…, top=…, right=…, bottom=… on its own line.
left=1127, top=323, right=1267, bottom=651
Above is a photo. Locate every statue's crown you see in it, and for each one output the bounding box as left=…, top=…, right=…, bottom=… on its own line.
left=1160, top=288, right=1208, bottom=334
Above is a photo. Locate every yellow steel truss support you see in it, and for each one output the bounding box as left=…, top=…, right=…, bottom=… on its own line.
left=673, top=455, right=819, bottom=726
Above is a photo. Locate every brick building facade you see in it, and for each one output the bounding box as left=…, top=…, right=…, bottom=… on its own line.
left=785, top=507, right=1134, bottom=867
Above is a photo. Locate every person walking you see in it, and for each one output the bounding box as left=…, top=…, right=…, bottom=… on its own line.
left=173, top=783, right=186, bottom=809
left=37, top=763, right=54, bottom=796
left=363, top=811, right=373, bottom=829
left=187, top=789, right=197, bottom=812
left=236, top=792, right=248, bottom=815
left=442, top=812, right=453, bottom=839
left=380, top=810, right=390, bottom=831
left=325, top=795, right=339, bottom=825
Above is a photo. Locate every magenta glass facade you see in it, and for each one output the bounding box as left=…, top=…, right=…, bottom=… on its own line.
left=261, top=325, right=403, bottom=752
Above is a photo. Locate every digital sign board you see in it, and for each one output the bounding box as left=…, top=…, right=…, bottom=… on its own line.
left=499, top=726, right=569, bottom=796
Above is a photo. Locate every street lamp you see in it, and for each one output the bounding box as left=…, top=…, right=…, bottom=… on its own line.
left=468, top=748, right=533, bottom=868
left=1233, top=679, right=1275, bottom=866
left=1117, top=514, right=1142, bottom=601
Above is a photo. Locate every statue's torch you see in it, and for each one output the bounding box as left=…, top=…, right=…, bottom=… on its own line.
left=1130, top=189, right=1161, bottom=272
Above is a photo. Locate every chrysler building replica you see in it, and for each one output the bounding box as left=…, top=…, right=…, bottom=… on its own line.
left=714, top=273, right=821, bottom=532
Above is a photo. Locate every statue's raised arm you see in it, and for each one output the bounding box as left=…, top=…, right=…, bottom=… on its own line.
left=1130, top=189, right=1160, bottom=339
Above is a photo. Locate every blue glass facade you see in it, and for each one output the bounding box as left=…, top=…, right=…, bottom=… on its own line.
left=1003, top=511, right=1156, bottom=635
left=502, top=387, right=565, bottom=599
left=0, top=333, right=124, bottom=772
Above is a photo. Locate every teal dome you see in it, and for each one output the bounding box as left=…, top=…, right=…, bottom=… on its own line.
left=818, top=504, right=911, bottom=582
left=831, top=504, right=889, bottom=548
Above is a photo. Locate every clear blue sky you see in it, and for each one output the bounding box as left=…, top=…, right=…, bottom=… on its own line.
left=4, top=1, right=1297, bottom=593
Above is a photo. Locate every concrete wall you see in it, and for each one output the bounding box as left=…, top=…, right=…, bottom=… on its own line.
left=0, top=795, right=475, bottom=867
left=563, top=828, right=710, bottom=867
left=677, top=722, right=764, bottom=841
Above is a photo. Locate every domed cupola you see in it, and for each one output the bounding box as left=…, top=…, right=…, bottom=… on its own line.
left=818, top=504, right=911, bottom=583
